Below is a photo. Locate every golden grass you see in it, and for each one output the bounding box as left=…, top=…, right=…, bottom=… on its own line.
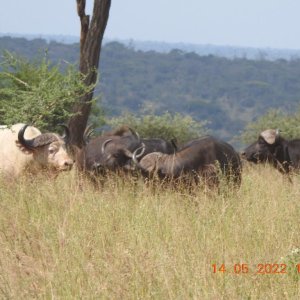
left=0, top=164, right=300, bottom=299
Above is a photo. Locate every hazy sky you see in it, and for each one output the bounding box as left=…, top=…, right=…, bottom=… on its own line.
left=1, top=0, right=300, bottom=49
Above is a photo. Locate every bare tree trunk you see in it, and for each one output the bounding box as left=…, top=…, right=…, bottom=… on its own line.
left=68, top=0, right=111, bottom=147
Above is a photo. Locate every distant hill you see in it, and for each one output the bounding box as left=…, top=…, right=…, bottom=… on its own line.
left=1, top=35, right=300, bottom=143
left=2, top=33, right=300, bottom=60
left=0, top=33, right=80, bottom=44
left=122, top=40, right=300, bottom=61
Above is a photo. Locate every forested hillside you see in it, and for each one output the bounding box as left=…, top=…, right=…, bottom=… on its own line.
left=1, top=36, right=300, bottom=140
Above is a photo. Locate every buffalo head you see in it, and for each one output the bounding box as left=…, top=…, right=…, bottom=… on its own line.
left=132, top=144, right=176, bottom=179
left=80, top=126, right=143, bottom=174
left=99, top=133, right=144, bottom=172
left=17, top=124, right=74, bottom=171
left=242, top=129, right=281, bottom=164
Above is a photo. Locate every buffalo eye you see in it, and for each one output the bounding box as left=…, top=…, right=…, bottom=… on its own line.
left=48, top=147, right=57, bottom=154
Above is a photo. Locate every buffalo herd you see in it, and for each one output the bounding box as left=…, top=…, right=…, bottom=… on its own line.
left=0, top=123, right=298, bottom=187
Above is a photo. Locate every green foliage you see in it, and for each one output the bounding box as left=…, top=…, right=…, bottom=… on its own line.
left=240, top=108, right=300, bottom=143
left=88, top=101, right=106, bottom=130
left=0, top=51, right=95, bottom=132
left=3, top=37, right=300, bottom=139
left=106, top=111, right=208, bottom=143
left=99, top=42, right=300, bottom=139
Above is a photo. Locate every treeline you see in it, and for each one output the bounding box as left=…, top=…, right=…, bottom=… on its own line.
left=1, top=36, right=300, bottom=141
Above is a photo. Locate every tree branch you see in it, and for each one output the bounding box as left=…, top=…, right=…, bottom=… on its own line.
left=69, top=0, right=111, bottom=147
left=77, top=0, right=90, bottom=61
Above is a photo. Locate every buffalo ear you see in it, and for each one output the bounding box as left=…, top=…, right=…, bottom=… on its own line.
left=260, top=129, right=278, bottom=145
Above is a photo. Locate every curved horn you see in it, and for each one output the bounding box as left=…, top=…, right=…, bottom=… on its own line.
left=124, top=143, right=146, bottom=159
left=101, top=139, right=113, bottom=154
left=135, top=143, right=146, bottom=158
left=18, top=124, right=35, bottom=150
left=83, top=124, right=94, bottom=145
left=18, top=125, right=58, bottom=149
left=58, top=124, right=70, bottom=144
left=132, top=144, right=146, bottom=166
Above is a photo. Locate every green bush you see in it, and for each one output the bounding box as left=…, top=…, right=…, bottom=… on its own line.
left=240, top=108, right=300, bottom=144
left=106, top=111, right=208, bottom=144
left=0, top=51, right=96, bottom=132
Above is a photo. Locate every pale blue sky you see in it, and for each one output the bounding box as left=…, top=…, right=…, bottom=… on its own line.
left=1, top=0, right=300, bottom=49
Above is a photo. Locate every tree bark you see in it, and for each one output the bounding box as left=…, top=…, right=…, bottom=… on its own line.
left=68, top=0, right=111, bottom=147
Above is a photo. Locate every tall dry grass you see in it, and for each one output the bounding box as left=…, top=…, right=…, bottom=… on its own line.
left=0, top=164, right=300, bottom=299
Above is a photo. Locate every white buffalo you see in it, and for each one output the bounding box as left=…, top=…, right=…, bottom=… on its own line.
left=0, top=123, right=74, bottom=178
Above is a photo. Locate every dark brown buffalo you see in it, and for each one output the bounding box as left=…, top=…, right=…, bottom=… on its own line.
left=75, top=126, right=142, bottom=174
left=74, top=125, right=179, bottom=175
left=132, top=135, right=242, bottom=187
left=242, top=129, right=300, bottom=173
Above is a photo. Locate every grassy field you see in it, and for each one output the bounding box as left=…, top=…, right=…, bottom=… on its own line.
left=0, top=164, right=300, bottom=299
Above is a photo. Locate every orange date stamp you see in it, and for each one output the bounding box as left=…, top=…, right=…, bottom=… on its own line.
left=212, top=263, right=300, bottom=274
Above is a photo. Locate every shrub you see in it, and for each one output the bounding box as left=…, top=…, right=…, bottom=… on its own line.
left=106, top=111, right=208, bottom=144
left=240, top=108, right=300, bottom=144
left=0, top=51, right=96, bottom=132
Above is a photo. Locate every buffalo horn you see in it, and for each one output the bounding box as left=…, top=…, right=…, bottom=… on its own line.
left=83, top=124, right=94, bottom=145
left=132, top=144, right=146, bottom=166
left=124, top=143, right=146, bottom=159
left=101, top=139, right=113, bottom=154
left=18, top=124, right=35, bottom=150
left=18, top=124, right=57, bottom=149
